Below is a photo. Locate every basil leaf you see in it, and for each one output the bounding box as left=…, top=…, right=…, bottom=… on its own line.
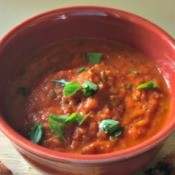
left=86, top=53, right=102, bottom=64
left=77, top=67, right=89, bottom=73
left=48, top=116, right=66, bottom=142
left=48, top=112, right=87, bottom=141
left=65, top=112, right=88, bottom=125
left=99, top=119, right=123, bottom=138
left=82, top=79, right=98, bottom=96
left=137, top=81, right=159, bottom=90
left=19, top=87, right=29, bottom=96
left=53, top=79, right=69, bottom=87
left=63, top=82, right=81, bottom=97
left=113, top=129, right=123, bottom=138
left=29, top=123, right=43, bottom=144
left=49, top=114, right=68, bottom=123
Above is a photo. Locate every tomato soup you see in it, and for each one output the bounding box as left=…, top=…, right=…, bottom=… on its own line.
left=7, top=39, right=170, bottom=154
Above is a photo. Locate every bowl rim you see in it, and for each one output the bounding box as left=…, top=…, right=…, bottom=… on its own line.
left=0, top=6, right=175, bottom=163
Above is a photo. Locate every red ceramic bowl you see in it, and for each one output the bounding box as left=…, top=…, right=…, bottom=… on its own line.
left=0, top=6, right=175, bottom=175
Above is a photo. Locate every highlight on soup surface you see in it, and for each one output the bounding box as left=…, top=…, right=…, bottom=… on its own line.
left=7, top=39, right=170, bottom=155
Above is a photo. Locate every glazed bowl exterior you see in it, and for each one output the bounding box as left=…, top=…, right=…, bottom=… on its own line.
left=0, top=6, right=175, bottom=175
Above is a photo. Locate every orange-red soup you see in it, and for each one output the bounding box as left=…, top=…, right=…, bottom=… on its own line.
left=8, top=39, right=170, bottom=154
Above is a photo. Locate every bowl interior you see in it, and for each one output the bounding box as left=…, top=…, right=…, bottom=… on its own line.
left=0, top=7, right=175, bottom=156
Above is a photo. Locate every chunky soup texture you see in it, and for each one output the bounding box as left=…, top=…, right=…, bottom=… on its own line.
left=8, top=39, right=170, bottom=154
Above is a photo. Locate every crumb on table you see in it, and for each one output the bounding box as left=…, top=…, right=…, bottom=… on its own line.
left=145, top=152, right=175, bottom=175
left=0, top=161, right=13, bottom=175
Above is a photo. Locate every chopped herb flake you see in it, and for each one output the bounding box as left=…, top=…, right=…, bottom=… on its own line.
left=113, top=128, right=123, bottom=138
left=29, top=123, right=43, bottom=144
left=19, top=87, right=29, bottom=95
left=61, top=79, right=98, bottom=97
left=130, top=69, right=138, bottom=74
left=99, top=119, right=123, bottom=138
left=82, top=79, right=98, bottom=96
left=65, top=113, right=88, bottom=125
left=63, top=82, right=81, bottom=97
left=137, top=81, right=159, bottom=90
left=53, top=79, right=69, bottom=87
left=48, top=112, right=87, bottom=141
left=77, top=67, right=89, bottom=73
left=48, top=115, right=66, bottom=142
left=87, top=53, right=102, bottom=64
left=49, top=114, right=68, bottom=123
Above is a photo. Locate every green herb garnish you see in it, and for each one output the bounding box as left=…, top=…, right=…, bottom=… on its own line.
left=63, top=80, right=98, bottom=97
left=82, top=79, right=98, bottom=96
left=29, top=123, right=43, bottom=144
left=48, top=115, right=66, bottom=142
left=63, top=82, right=81, bottom=97
left=49, top=113, right=68, bottom=123
left=86, top=53, right=102, bottom=64
left=53, top=79, right=69, bottom=87
left=137, top=81, right=159, bottom=90
left=53, top=78, right=98, bottom=97
left=19, top=87, right=29, bottom=96
left=113, top=129, right=123, bottom=137
left=130, top=69, right=138, bottom=74
left=77, top=67, right=89, bottom=73
left=65, top=112, right=88, bottom=125
left=48, top=112, right=87, bottom=141
left=99, top=119, right=123, bottom=138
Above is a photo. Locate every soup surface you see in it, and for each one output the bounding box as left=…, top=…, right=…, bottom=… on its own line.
left=7, top=39, right=170, bottom=154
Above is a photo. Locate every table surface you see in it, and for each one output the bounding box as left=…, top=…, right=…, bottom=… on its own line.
left=0, top=1, right=175, bottom=175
